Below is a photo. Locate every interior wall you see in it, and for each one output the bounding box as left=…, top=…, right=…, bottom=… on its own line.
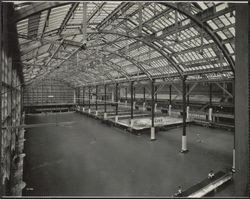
left=1, top=3, right=25, bottom=196
left=23, top=79, right=74, bottom=106
left=235, top=4, right=249, bottom=196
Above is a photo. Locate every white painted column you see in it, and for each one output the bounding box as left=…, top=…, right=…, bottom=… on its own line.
left=208, top=108, right=213, bottom=122
left=186, top=106, right=190, bottom=120
left=232, top=149, right=236, bottom=172
left=168, top=105, right=172, bottom=116
left=181, top=135, right=187, bottom=152
left=143, top=102, right=146, bottom=111
left=115, top=115, right=119, bottom=123
left=151, top=127, right=156, bottom=141
left=111, top=90, right=114, bottom=102
left=104, top=112, right=107, bottom=120
left=130, top=119, right=134, bottom=128
left=155, top=103, right=158, bottom=113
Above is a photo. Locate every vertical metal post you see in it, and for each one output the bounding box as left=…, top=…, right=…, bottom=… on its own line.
left=77, top=88, right=80, bottom=105
left=104, top=84, right=107, bottom=112
left=232, top=80, right=235, bottom=172
left=186, top=84, right=190, bottom=120
left=133, top=86, right=136, bottom=110
left=88, top=86, right=91, bottom=109
left=131, top=81, right=134, bottom=119
left=151, top=79, right=156, bottom=140
left=133, top=86, right=136, bottom=100
left=181, top=76, right=188, bottom=153
left=83, top=87, right=85, bottom=107
left=155, top=85, right=158, bottom=102
left=169, top=85, right=172, bottom=116
left=115, top=83, right=118, bottom=115
left=125, top=87, right=127, bottom=101
left=208, top=83, right=213, bottom=121
left=169, top=85, right=172, bottom=105
left=155, top=84, right=158, bottom=113
left=209, top=83, right=212, bottom=107
left=143, top=86, right=146, bottom=111
left=96, top=85, right=98, bottom=111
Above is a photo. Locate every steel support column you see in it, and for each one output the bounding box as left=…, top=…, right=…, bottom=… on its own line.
left=155, top=85, right=158, bottom=102
left=143, top=86, right=146, bottom=111
left=88, top=86, right=91, bottom=109
left=232, top=80, right=235, bottom=172
left=83, top=87, right=85, bottom=107
left=181, top=76, right=188, bottom=153
left=104, top=84, right=107, bottom=113
left=125, top=87, right=127, bottom=101
left=168, top=85, right=172, bottom=116
left=209, top=83, right=212, bottom=107
left=151, top=79, right=156, bottom=141
left=208, top=83, right=213, bottom=122
left=131, top=81, right=134, bottom=120
left=95, top=85, right=98, bottom=111
left=115, top=83, right=118, bottom=116
left=169, top=85, right=172, bottom=105
left=133, top=86, right=136, bottom=100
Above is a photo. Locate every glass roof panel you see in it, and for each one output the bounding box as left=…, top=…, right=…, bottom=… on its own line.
left=13, top=2, right=235, bottom=86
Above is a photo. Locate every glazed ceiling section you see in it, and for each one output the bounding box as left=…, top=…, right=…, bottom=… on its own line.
left=14, top=2, right=235, bottom=86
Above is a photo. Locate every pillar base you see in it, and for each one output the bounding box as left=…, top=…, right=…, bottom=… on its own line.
left=150, top=127, right=156, bottom=141
left=232, top=149, right=236, bottom=173
left=208, top=108, right=213, bottom=122
left=180, top=149, right=189, bottom=153
left=130, top=119, right=134, bottom=128
left=104, top=112, right=107, bottom=120
left=115, top=115, right=119, bottom=123
left=143, top=102, right=146, bottom=111
left=186, top=106, right=190, bottom=120
left=181, top=135, right=188, bottom=153
left=168, top=105, right=172, bottom=116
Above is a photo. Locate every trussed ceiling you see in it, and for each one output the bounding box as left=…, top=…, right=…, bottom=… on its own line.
left=12, top=1, right=236, bottom=87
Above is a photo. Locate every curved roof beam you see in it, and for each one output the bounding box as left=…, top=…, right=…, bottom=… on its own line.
left=162, top=2, right=235, bottom=73
left=97, top=48, right=152, bottom=80
left=103, top=61, right=131, bottom=81
left=80, top=68, right=114, bottom=82
left=76, top=53, right=130, bottom=81
left=89, top=30, right=184, bottom=77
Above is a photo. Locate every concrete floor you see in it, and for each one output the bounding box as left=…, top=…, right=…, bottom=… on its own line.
left=23, top=112, right=235, bottom=196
